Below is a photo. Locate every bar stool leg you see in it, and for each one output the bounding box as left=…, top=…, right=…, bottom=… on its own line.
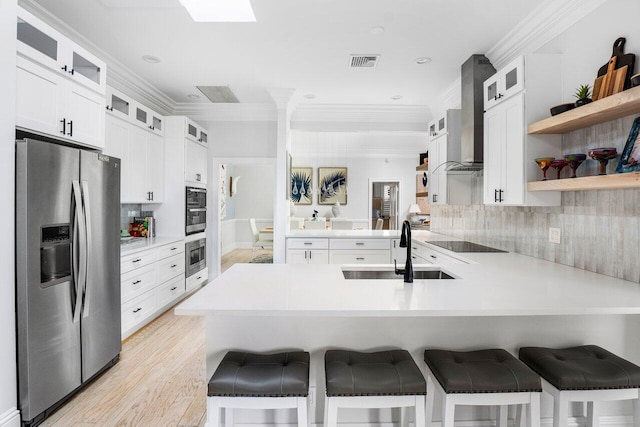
left=325, top=397, right=338, bottom=427
left=425, top=375, right=435, bottom=427
left=529, top=393, right=540, bottom=427
left=497, top=405, right=508, bottom=427
left=553, top=394, right=568, bottom=427
left=442, top=395, right=455, bottom=427
left=224, top=408, right=233, bottom=427
left=633, top=395, right=640, bottom=427
left=297, top=396, right=309, bottom=427
left=415, top=395, right=426, bottom=427
left=515, top=404, right=525, bottom=427
left=587, top=402, right=599, bottom=427
left=207, top=397, right=221, bottom=427
left=400, top=406, right=409, bottom=427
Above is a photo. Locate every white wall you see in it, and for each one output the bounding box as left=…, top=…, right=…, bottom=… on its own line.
left=231, top=164, right=275, bottom=220
left=538, top=0, right=640, bottom=103
left=207, top=121, right=277, bottom=158
left=291, top=156, right=419, bottom=224
left=1, top=0, right=19, bottom=425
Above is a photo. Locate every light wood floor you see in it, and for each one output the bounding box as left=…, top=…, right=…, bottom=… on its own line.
left=40, top=249, right=269, bottom=426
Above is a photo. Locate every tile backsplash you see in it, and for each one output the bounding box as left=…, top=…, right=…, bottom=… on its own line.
left=120, top=204, right=154, bottom=234
left=430, top=114, right=640, bottom=283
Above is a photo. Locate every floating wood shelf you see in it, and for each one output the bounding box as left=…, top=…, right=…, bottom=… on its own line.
left=528, top=86, right=640, bottom=135
left=416, top=192, right=428, bottom=197
left=416, top=163, right=429, bottom=171
left=527, top=172, right=640, bottom=191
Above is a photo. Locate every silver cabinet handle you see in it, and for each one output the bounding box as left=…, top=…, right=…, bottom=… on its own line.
left=356, top=257, right=365, bottom=261
left=355, top=242, right=365, bottom=246
left=303, top=242, right=312, bottom=245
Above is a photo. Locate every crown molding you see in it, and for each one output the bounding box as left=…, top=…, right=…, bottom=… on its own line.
left=440, top=77, right=462, bottom=111
left=173, top=102, right=277, bottom=121
left=486, top=0, right=608, bottom=70
left=18, top=0, right=176, bottom=115
left=292, top=104, right=431, bottom=123
left=267, top=88, right=297, bottom=110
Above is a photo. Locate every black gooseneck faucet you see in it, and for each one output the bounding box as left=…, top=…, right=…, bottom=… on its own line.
left=395, top=220, right=414, bottom=283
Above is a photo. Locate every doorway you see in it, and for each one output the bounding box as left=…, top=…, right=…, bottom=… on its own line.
left=369, top=180, right=400, bottom=230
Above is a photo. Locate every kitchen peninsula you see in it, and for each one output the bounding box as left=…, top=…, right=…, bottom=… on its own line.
left=176, top=231, right=640, bottom=426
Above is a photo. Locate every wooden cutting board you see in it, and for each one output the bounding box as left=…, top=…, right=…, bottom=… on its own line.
left=593, top=57, right=628, bottom=100
left=597, top=37, right=636, bottom=90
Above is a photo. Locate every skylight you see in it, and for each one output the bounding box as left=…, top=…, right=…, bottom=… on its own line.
left=179, top=0, right=256, bottom=22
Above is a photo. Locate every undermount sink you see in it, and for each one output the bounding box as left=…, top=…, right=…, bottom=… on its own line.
left=342, top=269, right=455, bottom=280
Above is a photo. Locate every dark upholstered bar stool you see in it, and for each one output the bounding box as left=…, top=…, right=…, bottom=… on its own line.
left=520, top=345, right=640, bottom=427
left=324, top=349, right=426, bottom=427
left=424, top=349, right=542, bottom=427
left=206, top=351, right=310, bottom=427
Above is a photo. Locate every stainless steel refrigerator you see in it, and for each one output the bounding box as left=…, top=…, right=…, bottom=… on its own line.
left=16, top=138, right=121, bottom=427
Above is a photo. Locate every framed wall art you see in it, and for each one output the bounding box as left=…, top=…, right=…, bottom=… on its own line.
left=318, top=167, right=347, bottom=205
left=291, top=167, right=312, bottom=205
left=617, top=117, right=640, bottom=173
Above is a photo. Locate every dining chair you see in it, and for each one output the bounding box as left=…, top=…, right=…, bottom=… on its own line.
left=375, top=218, right=383, bottom=230
left=249, top=218, right=273, bottom=260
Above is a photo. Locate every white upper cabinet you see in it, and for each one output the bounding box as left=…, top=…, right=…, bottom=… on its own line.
left=483, top=56, right=524, bottom=111
left=104, top=114, right=164, bottom=204
left=483, top=54, right=562, bottom=207
left=106, top=87, right=165, bottom=136
left=17, top=7, right=106, bottom=94
left=16, top=56, right=105, bottom=149
left=428, top=113, right=449, bottom=141
left=16, top=7, right=106, bottom=148
left=185, top=118, right=207, bottom=146
left=185, top=140, right=208, bottom=184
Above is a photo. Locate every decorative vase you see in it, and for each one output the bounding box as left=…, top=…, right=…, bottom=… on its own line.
left=332, top=202, right=341, bottom=218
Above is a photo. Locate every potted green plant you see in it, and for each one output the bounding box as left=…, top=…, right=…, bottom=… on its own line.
left=574, top=84, right=592, bottom=107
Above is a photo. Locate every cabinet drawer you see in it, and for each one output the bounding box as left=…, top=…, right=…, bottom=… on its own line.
left=121, top=249, right=156, bottom=274
left=330, top=250, right=391, bottom=265
left=186, top=267, right=208, bottom=292
left=156, top=241, right=184, bottom=260
left=157, top=253, right=185, bottom=281
left=287, top=238, right=329, bottom=250
left=422, top=247, right=466, bottom=265
left=157, top=275, right=185, bottom=309
left=121, top=289, right=156, bottom=333
left=121, top=264, right=157, bottom=303
left=330, top=238, right=389, bottom=250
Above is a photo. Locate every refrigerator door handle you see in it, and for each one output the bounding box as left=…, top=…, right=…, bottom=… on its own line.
left=80, top=180, right=92, bottom=318
left=71, top=180, right=86, bottom=323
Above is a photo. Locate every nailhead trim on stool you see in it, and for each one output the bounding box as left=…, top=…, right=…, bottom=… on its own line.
left=324, top=350, right=426, bottom=427
left=424, top=349, right=542, bottom=427
left=519, top=345, right=640, bottom=427
left=206, top=351, right=310, bottom=427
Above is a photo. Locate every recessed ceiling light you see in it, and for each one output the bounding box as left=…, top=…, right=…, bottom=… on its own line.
left=303, top=94, right=316, bottom=99
left=415, top=57, right=432, bottom=65
left=187, top=94, right=201, bottom=99
left=142, top=55, right=161, bottom=64
left=179, top=0, right=256, bottom=22
left=369, top=26, right=385, bottom=35
left=391, top=95, right=403, bottom=101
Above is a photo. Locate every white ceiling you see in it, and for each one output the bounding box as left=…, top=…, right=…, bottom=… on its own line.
left=31, top=0, right=539, bottom=109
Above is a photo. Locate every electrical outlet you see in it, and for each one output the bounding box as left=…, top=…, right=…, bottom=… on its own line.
left=549, top=227, right=561, bottom=244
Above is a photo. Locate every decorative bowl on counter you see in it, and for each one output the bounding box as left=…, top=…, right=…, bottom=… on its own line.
left=564, top=153, right=587, bottom=178
left=534, top=157, right=556, bottom=180
left=550, top=103, right=576, bottom=116
left=588, top=147, right=617, bottom=175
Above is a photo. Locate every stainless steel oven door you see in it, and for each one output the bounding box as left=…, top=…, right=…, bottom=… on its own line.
left=186, top=187, right=206, bottom=235
left=186, top=239, right=206, bottom=278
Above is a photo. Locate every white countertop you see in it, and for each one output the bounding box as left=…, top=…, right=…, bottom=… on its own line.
left=120, top=236, right=184, bottom=256
left=175, top=231, right=640, bottom=317
left=287, top=229, right=402, bottom=238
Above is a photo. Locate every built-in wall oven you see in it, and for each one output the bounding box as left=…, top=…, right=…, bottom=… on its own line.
left=186, top=186, right=206, bottom=235
left=186, top=238, right=206, bottom=278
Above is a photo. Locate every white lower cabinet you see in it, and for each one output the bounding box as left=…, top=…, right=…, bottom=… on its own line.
left=391, top=238, right=408, bottom=265
left=419, top=245, right=467, bottom=265
left=286, top=238, right=390, bottom=265
left=186, top=267, right=208, bottom=292
left=120, top=240, right=185, bottom=339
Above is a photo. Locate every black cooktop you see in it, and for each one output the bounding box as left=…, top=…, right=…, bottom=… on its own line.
left=427, top=240, right=507, bottom=253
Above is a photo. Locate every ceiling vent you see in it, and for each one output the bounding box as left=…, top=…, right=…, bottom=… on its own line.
left=196, top=86, right=240, bottom=103
left=349, top=55, right=380, bottom=68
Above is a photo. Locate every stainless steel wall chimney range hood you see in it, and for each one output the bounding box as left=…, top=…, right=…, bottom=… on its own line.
left=448, top=55, right=496, bottom=172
